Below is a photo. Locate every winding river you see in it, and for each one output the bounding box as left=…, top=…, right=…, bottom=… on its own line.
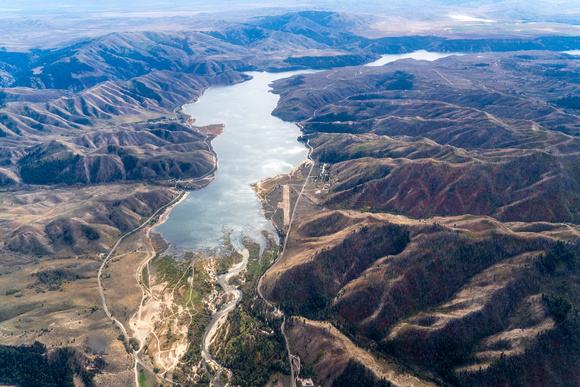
left=153, top=51, right=461, bottom=384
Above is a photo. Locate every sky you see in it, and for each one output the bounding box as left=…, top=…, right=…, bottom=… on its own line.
left=1, top=0, right=579, bottom=15
left=1, top=0, right=579, bottom=18
left=2, top=0, right=300, bottom=14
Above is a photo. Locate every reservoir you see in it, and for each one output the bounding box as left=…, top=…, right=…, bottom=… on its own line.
left=155, top=70, right=314, bottom=252
left=155, top=51, right=460, bottom=253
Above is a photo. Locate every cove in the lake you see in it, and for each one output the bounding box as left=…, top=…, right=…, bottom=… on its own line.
left=155, top=51, right=460, bottom=253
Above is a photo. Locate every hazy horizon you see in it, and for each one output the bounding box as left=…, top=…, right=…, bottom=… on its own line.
left=1, top=0, right=580, bottom=51
left=4, top=0, right=580, bottom=17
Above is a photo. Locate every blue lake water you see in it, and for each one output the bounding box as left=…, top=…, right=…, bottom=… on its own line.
left=154, top=70, right=314, bottom=252
left=366, top=49, right=462, bottom=66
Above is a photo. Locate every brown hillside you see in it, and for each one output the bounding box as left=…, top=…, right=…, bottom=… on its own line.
left=261, top=210, right=580, bottom=385
left=272, top=51, right=580, bottom=223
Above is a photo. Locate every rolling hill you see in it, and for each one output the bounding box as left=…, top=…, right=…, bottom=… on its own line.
left=259, top=49, right=580, bottom=385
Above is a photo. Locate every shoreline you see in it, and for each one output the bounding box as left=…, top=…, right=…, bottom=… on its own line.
left=180, top=109, right=197, bottom=125
left=152, top=189, right=190, bottom=232
left=146, top=188, right=190, bottom=256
